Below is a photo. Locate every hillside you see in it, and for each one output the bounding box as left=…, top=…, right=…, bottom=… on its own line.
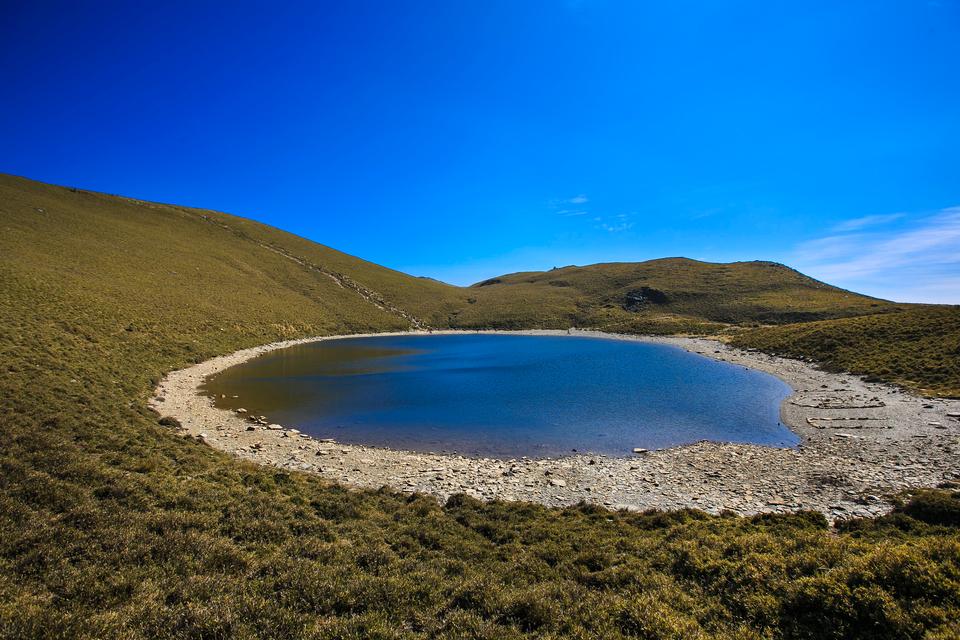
left=733, top=306, right=960, bottom=398
left=454, top=259, right=893, bottom=331
left=2, top=174, right=960, bottom=637
left=0, top=174, right=470, bottom=339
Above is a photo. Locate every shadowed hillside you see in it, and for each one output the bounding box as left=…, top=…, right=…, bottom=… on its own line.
left=2, top=174, right=960, bottom=637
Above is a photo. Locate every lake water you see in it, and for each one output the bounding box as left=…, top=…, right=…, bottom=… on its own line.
left=201, top=334, right=797, bottom=458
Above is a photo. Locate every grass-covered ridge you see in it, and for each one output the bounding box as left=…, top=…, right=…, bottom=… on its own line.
left=732, top=306, right=960, bottom=398
left=458, top=259, right=893, bottom=329
left=2, top=173, right=960, bottom=638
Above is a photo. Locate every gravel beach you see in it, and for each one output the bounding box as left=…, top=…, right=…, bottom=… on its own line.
left=151, top=329, right=960, bottom=520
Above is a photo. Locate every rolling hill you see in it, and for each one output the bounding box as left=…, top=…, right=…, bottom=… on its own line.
left=2, top=173, right=959, bottom=638
left=455, top=259, right=894, bottom=331
left=733, top=305, right=960, bottom=397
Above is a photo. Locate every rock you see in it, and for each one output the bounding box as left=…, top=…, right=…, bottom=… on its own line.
left=266, top=424, right=283, bottom=430
left=158, top=416, right=181, bottom=428
left=236, top=408, right=247, bottom=414
left=549, top=478, right=567, bottom=487
left=948, top=412, right=960, bottom=419
left=632, top=448, right=648, bottom=454
left=622, top=287, right=668, bottom=311
left=245, top=425, right=256, bottom=431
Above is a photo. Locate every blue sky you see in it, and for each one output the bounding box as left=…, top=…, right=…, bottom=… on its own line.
left=2, top=1, right=958, bottom=302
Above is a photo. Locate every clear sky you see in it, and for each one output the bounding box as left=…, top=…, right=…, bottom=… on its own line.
left=2, top=1, right=959, bottom=302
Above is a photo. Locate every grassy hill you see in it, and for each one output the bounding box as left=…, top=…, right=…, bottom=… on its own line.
left=732, top=306, right=960, bottom=397
left=0, top=174, right=470, bottom=338
left=453, top=259, right=893, bottom=332
left=2, top=173, right=959, bottom=638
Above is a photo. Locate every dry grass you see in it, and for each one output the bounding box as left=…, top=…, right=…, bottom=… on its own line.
left=2, top=173, right=959, bottom=638
left=733, top=306, right=960, bottom=397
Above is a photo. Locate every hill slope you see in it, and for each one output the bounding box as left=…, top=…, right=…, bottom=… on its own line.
left=454, top=259, right=892, bottom=331
left=2, top=174, right=960, bottom=637
left=0, top=174, right=469, bottom=340
left=2, top=171, right=955, bottom=394
left=733, top=306, right=960, bottom=397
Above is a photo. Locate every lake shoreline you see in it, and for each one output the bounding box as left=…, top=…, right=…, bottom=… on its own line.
left=200, top=331, right=799, bottom=456
left=151, top=329, right=960, bottom=519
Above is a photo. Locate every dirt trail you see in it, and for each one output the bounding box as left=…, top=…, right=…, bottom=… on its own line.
left=184, top=207, right=429, bottom=330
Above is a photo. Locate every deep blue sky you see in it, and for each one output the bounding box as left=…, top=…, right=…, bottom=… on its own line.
left=2, top=1, right=959, bottom=301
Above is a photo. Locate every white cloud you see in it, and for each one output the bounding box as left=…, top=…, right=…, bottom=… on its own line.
left=599, top=222, right=634, bottom=233
left=596, top=214, right=634, bottom=233
left=569, top=194, right=588, bottom=204
left=831, top=212, right=904, bottom=232
left=792, top=206, right=960, bottom=303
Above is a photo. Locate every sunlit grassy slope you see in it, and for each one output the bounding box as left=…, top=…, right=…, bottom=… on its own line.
left=733, top=306, right=960, bottom=397
left=453, top=259, right=894, bottom=331
left=2, top=173, right=960, bottom=638
left=0, top=174, right=470, bottom=337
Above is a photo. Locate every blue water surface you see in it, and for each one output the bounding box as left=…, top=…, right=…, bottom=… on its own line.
left=201, top=334, right=797, bottom=458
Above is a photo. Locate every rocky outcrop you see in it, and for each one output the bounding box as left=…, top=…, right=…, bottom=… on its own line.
left=623, top=287, right=669, bottom=311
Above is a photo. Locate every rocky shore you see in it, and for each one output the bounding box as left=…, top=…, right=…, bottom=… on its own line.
left=150, top=330, right=960, bottom=520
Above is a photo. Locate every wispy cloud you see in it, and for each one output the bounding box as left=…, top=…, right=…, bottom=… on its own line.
left=549, top=194, right=589, bottom=213
left=599, top=221, right=634, bottom=233
left=551, top=194, right=636, bottom=233
left=792, top=206, right=960, bottom=303
left=596, top=212, right=634, bottom=233
left=831, top=212, right=904, bottom=233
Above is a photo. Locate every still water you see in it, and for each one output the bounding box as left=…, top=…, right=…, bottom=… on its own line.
left=201, top=334, right=796, bottom=458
